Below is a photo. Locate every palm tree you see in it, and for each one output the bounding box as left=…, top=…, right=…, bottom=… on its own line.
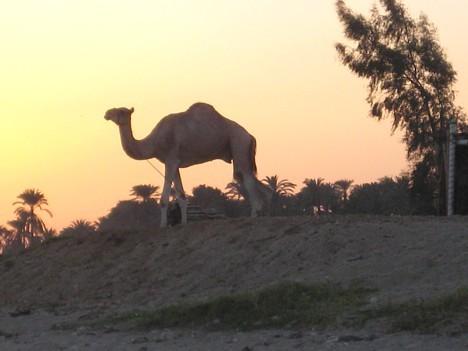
left=0, top=225, right=12, bottom=254
left=43, top=227, right=57, bottom=239
left=334, top=179, right=354, bottom=204
left=224, top=181, right=244, bottom=200
left=7, top=213, right=27, bottom=234
left=13, top=189, right=52, bottom=245
left=60, top=219, right=96, bottom=237
left=6, top=213, right=29, bottom=251
left=301, top=178, right=325, bottom=209
left=299, top=178, right=340, bottom=214
left=262, top=175, right=296, bottom=197
left=0, top=225, right=10, bottom=236
left=130, top=184, right=160, bottom=203
left=261, top=175, right=296, bottom=216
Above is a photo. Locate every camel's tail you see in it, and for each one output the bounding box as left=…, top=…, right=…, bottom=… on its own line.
left=250, top=136, right=258, bottom=176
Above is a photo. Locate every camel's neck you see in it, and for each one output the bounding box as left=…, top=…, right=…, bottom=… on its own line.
left=118, top=123, right=154, bottom=160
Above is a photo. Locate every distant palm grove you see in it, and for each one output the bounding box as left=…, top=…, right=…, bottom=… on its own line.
left=1, top=173, right=423, bottom=255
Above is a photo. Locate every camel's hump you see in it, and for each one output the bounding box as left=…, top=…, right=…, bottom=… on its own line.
left=187, top=102, right=215, bottom=112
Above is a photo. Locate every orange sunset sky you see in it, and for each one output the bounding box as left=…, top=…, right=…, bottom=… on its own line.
left=1, top=0, right=468, bottom=230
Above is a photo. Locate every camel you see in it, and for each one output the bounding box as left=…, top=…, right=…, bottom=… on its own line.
left=104, top=102, right=272, bottom=227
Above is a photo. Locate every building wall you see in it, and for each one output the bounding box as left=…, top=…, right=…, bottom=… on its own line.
left=455, top=144, right=468, bottom=214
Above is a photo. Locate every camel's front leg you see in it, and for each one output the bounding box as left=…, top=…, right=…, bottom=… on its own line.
left=159, top=162, right=177, bottom=228
left=173, top=169, right=188, bottom=225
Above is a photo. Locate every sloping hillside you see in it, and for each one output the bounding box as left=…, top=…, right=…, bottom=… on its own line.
left=1, top=215, right=467, bottom=311
left=2, top=215, right=468, bottom=351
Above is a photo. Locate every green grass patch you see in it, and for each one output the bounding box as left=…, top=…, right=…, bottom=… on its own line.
left=92, top=284, right=468, bottom=334
left=360, top=288, right=468, bottom=334
left=103, top=282, right=375, bottom=331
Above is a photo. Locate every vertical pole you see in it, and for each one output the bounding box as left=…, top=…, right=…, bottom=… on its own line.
left=447, top=119, right=457, bottom=216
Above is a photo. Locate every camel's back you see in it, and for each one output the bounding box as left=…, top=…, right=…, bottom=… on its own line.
left=151, top=103, right=250, bottom=166
left=185, top=102, right=232, bottom=125
left=156, top=103, right=232, bottom=134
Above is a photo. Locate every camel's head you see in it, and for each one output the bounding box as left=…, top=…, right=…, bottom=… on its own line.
left=104, top=107, right=134, bottom=126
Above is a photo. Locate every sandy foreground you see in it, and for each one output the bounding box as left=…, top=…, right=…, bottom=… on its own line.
left=1, top=216, right=468, bottom=350
left=1, top=309, right=468, bottom=351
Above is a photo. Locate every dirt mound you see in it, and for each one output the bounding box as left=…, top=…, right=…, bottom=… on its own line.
left=1, top=216, right=468, bottom=312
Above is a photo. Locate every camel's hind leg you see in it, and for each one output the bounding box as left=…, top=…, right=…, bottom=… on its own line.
left=232, top=137, right=265, bottom=217
left=233, top=170, right=263, bottom=217
left=244, top=176, right=264, bottom=217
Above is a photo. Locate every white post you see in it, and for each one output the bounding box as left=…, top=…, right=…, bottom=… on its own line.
left=447, top=119, right=457, bottom=216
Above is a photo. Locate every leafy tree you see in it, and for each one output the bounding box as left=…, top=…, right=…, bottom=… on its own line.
left=336, top=0, right=466, bottom=214
left=60, top=219, right=97, bottom=237
left=408, top=156, right=438, bottom=214
left=347, top=175, right=411, bottom=214
left=191, top=185, right=227, bottom=212
left=130, top=184, right=160, bottom=203
left=98, top=200, right=160, bottom=231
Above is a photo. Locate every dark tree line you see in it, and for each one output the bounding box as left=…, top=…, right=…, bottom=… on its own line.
left=90, top=175, right=416, bottom=233
left=0, top=171, right=450, bottom=255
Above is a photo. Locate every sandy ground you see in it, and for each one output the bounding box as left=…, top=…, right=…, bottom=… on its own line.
left=1, top=215, right=468, bottom=350
left=1, top=309, right=468, bottom=351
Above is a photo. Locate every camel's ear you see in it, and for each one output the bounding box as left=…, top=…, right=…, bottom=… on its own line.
left=130, top=107, right=134, bottom=114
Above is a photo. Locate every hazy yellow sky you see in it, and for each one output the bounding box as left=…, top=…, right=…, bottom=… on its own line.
left=1, top=0, right=468, bottom=230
